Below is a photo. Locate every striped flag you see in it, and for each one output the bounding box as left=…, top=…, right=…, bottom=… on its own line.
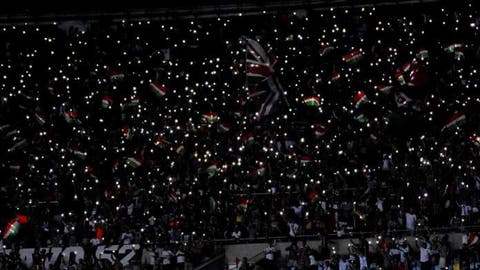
left=402, top=61, right=413, bottom=73
left=241, top=131, right=254, bottom=145
left=101, top=95, right=113, bottom=109
left=314, top=125, right=327, bottom=138
left=374, top=85, right=393, bottom=94
left=69, top=146, right=87, bottom=159
left=202, top=112, right=219, bottom=124
left=416, top=48, right=429, bottom=60
left=444, top=43, right=463, bottom=53
left=342, top=50, right=362, bottom=63
left=217, top=122, right=231, bottom=133
left=34, top=112, right=46, bottom=125
left=64, top=111, right=78, bottom=124
left=150, top=82, right=168, bottom=97
left=395, top=72, right=406, bottom=86
left=319, top=44, right=334, bottom=56
left=469, top=134, right=480, bottom=147
left=353, top=91, right=368, bottom=108
left=206, top=162, right=218, bottom=178
left=355, top=114, right=367, bottom=123
left=110, top=71, right=125, bottom=81
left=300, top=156, right=312, bottom=165
left=122, top=126, right=133, bottom=140
left=331, top=71, right=341, bottom=82
left=303, top=96, right=321, bottom=107
left=238, top=198, right=250, bottom=210
left=3, top=215, right=28, bottom=239
left=442, top=112, right=466, bottom=131
left=126, top=157, right=143, bottom=168
left=253, top=164, right=266, bottom=176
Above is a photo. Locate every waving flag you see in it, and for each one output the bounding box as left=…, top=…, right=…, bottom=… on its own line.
left=3, top=215, right=28, bottom=239
left=342, top=50, right=362, bottom=63
left=101, top=95, right=113, bottom=109
left=150, top=82, right=168, bottom=97
left=303, top=96, right=321, bottom=107
left=442, top=112, right=466, bottom=131
left=353, top=91, right=368, bottom=108
left=245, top=38, right=287, bottom=118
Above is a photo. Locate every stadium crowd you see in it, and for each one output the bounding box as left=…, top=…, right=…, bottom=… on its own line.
left=0, top=0, right=480, bottom=269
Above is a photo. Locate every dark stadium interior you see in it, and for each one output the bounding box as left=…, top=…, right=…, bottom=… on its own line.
left=0, top=0, right=479, bottom=269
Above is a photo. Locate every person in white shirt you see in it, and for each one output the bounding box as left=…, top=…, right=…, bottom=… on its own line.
left=176, top=248, right=186, bottom=270
left=338, top=256, right=350, bottom=270
left=161, top=248, right=174, bottom=270
left=405, top=209, right=417, bottom=231
left=265, top=242, right=275, bottom=261
left=359, top=255, right=368, bottom=270
left=418, top=241, right=432, bottom=270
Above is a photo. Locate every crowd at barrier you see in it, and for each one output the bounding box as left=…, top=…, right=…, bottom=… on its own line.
left=0, top=1, right=480, bottom=269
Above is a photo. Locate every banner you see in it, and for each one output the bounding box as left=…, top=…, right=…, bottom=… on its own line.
left=3, top=244, right=142, bottom=269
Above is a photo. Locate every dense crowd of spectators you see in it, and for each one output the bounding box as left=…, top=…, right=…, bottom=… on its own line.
left=0, top=0, right=480, bottom=269
left=246, top=234, right=477, bottom=270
